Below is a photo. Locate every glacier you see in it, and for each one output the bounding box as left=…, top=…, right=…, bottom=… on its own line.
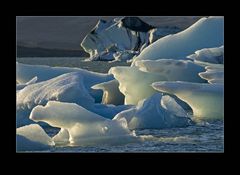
left=131, top=16, right=224, bottom=65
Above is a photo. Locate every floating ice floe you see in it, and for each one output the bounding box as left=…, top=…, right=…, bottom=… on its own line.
left=135, top=59, right=206, bottom=83
left=81, top=17, right=180, bottom=61
left=187, top=46, right=224, bottom=64
left=152, top=81, right=224, bottom=120
left=131, top=16, right=224, bottom=65
left=16, top=124, right=54, bottom=151
left=113, top=93, right=193, bottom=129
left=30, top=101, right=138, bottom=146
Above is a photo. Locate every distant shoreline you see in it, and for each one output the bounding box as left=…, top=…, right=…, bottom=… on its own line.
left=17, top=46, right=89, bottom=57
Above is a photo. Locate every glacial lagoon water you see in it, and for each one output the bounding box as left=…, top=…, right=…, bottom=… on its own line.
left=16, top=57, right=224, bottom=152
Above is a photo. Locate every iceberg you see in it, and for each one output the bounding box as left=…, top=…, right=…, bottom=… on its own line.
left=17, top=71, right=131, bottom=126
left=81, top=17, right=180, bottom=61
left=17, top=72, right=95, bottom=110
left=16, top=76, right=38, bottom=91
left=16, top=124, right=54, bottom=151
left=92, top=79, right=124, bottom=105
left=113, top=93, right=192, bottom=129
left=135, top=59, right=206, bottom=82
left=109, top=66, right=167, bottom=105
left=131, top=16, right=224, bottom=65
left=152, top=81, right=224, bottom=120
left=187, top=46, right=224, bottom=64
left=199, top=65, right=224, bottom=84
left=16, top=62, right=114, bottom=102
left=30, top=101, right=138, bottom=146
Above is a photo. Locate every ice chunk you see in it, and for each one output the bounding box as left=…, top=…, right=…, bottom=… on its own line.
left=109, top=66, right=167, bottom=105
left=52, top=128, right=70, bottom=145
left=16, top=72, right=94, bottom=127
left=16, top=62, right=113, bottom=102
left=16, top=76, right=38, bottom=91
left=132, top=16, right=224, bottom=65
left=113, top=93, right=192, bottom=129
left=135, top=59, right=206, bottom=82
left=81, top=17, right=180, bottom=61
left=17, top=72, right=95, bottom=110
left=199, top=65, right=224, bottom=84
left=17, top=124, right=54, bottom=147
left=92, top=79, right=124, bottom=105
left=152, top=81, right=224, bottom=120
left=187, top=46, right=224, bottom=64
left=30, top=101, right=138, bottom=146
left=16, top=72, right=131, bottom=126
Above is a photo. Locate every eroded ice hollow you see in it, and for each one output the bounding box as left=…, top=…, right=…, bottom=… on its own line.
left=152, top=81, right=224, bottom=120
left=131, top=16, right=224, bottom=65
left=30, top=101, right=138, bottom=146
left=91, top=79, right=125, bottom=105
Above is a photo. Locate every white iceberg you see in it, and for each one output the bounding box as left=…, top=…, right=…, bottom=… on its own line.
left=152, top=81, right=224, bottom=120
left=30, top=101, right=138, bottom=146
left=135, top=59, right=206, bottom=82
left=131, top=16, right=224, bottom=65
left=16, top=124, right=54, bottom=151
left=113, top=93, right=192, bottom=129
